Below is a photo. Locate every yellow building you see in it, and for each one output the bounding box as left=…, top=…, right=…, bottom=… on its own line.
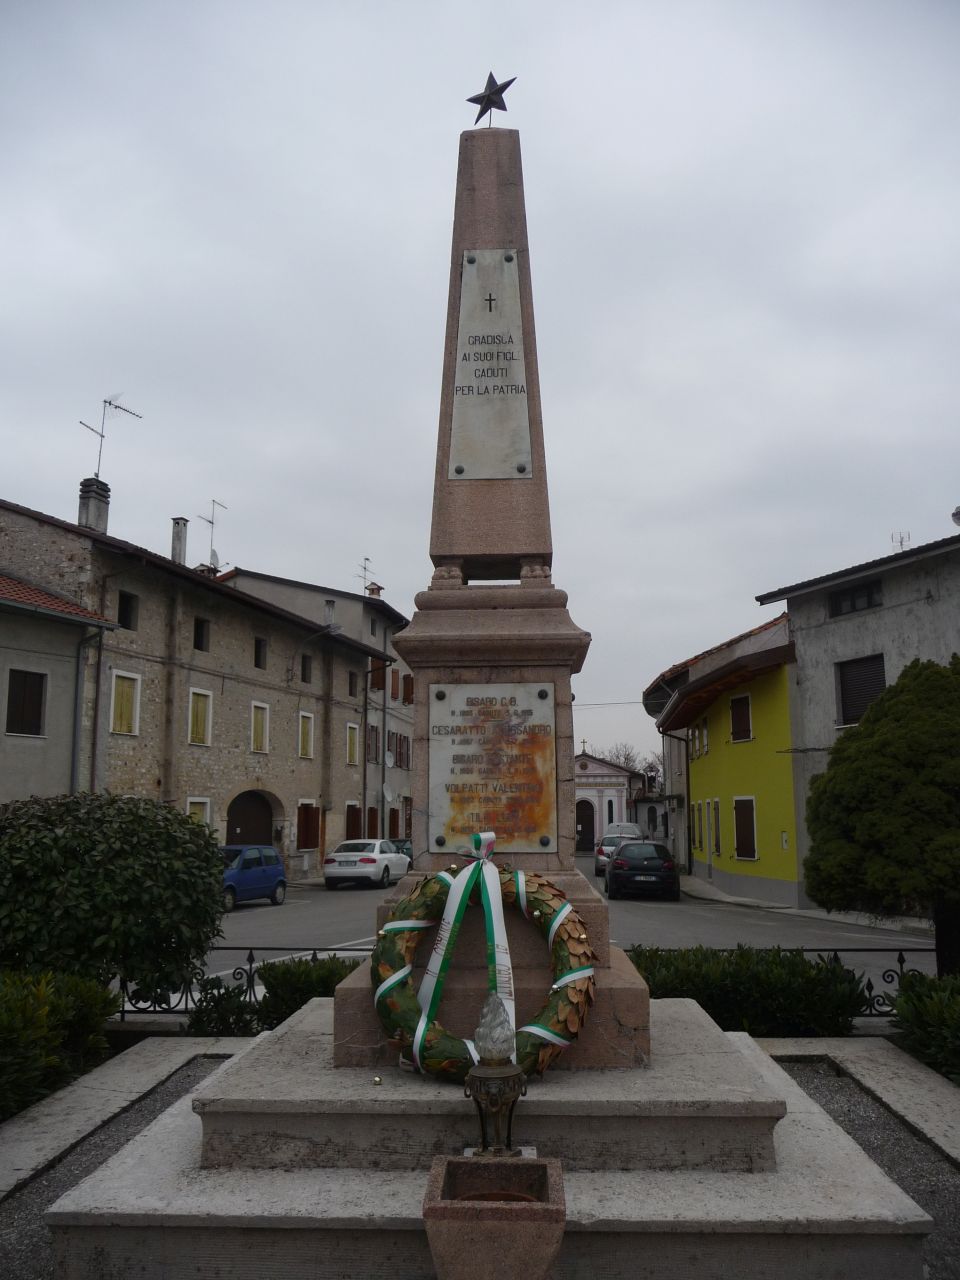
left=644, top=615, right=801, bottom=906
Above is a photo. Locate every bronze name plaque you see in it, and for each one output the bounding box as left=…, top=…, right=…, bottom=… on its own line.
left=428, top=682, right=557, bottom=854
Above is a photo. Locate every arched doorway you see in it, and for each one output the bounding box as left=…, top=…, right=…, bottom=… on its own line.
left=575, top=800, right=595, bottom=852
left=226, top=791, right=276, bottom=845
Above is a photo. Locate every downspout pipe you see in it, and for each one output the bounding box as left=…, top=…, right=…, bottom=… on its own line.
left=70, top=627, right=102, bottom=793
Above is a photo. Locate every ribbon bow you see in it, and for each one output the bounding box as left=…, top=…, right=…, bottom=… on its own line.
left=412, top=832, right=515, bottom=1072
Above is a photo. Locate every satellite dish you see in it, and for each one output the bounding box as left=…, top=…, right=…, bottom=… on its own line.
left=385, top=750, right=395, bottom=769
left=210, top=549, right=220, bottom=570
left=952, top=506, right=960, bottom=528
left=383, top=783, right=395, bottom=802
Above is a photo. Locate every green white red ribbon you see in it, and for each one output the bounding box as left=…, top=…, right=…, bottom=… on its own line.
left=411, top=831, right=515, bottom=1072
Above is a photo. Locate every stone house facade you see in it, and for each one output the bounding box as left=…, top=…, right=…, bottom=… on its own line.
left=573, top=752, right=667, bottom=855
left=218, top=569, right=414, bottom=848
left=0, top=483, right=385, bottom=876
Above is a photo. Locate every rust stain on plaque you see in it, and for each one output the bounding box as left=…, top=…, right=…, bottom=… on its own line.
left=437, top=693, right=557, bottom=851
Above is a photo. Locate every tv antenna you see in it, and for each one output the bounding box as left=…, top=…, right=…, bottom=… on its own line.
left=198, top=498, right=227, bottom=568
left=891, top=530, right=911, bottom=553
left=79, top=397, right=143, bottom=478
left=356, top=556, right=373, bottom=590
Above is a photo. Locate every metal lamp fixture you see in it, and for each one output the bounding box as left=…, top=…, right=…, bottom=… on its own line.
left=464, top=993, right=526, bottom=1157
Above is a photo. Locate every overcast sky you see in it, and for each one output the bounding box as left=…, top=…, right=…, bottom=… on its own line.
left=3, top=1, right=958, bottom=759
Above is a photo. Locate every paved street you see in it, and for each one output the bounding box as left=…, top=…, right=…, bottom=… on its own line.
left=207, top=858, right=936, bottom=1000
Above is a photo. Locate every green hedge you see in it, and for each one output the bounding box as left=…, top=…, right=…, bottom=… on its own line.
left=628, top=945, right=868, bottom=1037
left=0, top=970, right=119, bottom=1122
left=892, top=972, right=960, bottom=1084
left=185, top=955, right=361, bottom=1036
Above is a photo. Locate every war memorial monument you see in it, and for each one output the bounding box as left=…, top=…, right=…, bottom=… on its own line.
left=46, top=79, right=930, bottom=1279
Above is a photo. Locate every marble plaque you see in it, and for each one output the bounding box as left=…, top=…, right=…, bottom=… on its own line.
left=448, top=249, right=532, bottom=480
left=428, top=682, right=557, bottom=854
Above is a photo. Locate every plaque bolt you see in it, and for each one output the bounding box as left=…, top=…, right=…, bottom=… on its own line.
left=454, top=465, right=465, bottom=475
left=538, top=689, right=548, bottom=699
left=467, top=255, right=476, bottom=264
left=504, top=253, right=514, bottom=262
left=516, top=463, right=527, bottom=473
left=435, top=690, right=446, bottom=701
left=540, top=836, right=550, bottom=847
left=436, top=836, right=446, bottom=847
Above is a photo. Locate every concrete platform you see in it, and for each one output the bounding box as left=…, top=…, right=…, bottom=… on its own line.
left=194, top=998, right=784, bottom=1173
left=46, top=1019, right=930, bottom=1279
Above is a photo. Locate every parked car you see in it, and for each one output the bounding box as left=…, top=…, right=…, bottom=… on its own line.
left=594, top=833, right=628, bottom=878
left=604, top=841, right=681, bottom=901
left=603, top=823, right=642, bottom=839
left=221, top=845, right=286, bottom=912
left=323, top=839, right=410, bottom=889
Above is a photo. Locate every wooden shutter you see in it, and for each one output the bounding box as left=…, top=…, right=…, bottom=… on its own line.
left=734, top=798, right=756, bottom=859
left=345, top=804, right=361, bottom=838
left=388, top=807, right=400, bottom=838
left=297, top=804, right=319, bottom=849
left=402, top=674, right=414, bottom=705
left=730, top=695, right=751, bottom=742
left=367, top=806, right=379, bottom=838
left=113, top=675, right=136, bottom=734
left=391, top=668, right=400, bottom=700
left=189, top=692, right=208, bottom=744
left=713, top=800, right=721, bottom=854
left=252, top=704, right=267, bottom=752
left=299, top=714, right=313, bottom=758
left=370, top=661, right=386, bottom=692
left=837, top=654, right=886, bottom=725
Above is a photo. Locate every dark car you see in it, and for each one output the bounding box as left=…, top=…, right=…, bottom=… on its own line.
left=604, top=841, right=680, bottom=901
left=393, top=838, right=413, bottom=866
left=221, top=845, right=286, bottom=911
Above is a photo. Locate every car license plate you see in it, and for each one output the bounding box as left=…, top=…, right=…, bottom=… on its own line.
left=635, top=874, right=658, bottom=882
left=339, top=859, right=357, bottom=867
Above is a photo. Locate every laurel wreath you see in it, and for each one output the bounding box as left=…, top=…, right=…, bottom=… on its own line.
left=370, top=866, right=597, bottom=1083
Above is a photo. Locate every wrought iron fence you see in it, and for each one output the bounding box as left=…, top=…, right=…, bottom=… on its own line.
left=116, top=945, right=373, bottom=1021
left=116, top=944, right=934, bottom=1021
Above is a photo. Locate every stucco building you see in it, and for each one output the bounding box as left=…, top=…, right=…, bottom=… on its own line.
left=574, top=751, right=667, bottom=854
left=645, top=532, right=960, bottom=906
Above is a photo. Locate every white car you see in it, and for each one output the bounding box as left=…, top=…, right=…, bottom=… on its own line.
left=323, top=839, right=410, bottom=889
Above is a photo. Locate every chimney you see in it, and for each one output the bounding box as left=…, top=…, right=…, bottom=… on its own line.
left=78, top=477, right=110, bottom=533
left=171, top=517, right=188, bottom=565
left=366, top=581, right=384, bottom=598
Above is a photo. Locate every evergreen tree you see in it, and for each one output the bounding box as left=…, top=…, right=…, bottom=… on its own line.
left=806, top=656, right=960, bottom=975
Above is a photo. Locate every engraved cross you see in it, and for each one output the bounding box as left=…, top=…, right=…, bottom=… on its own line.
left=484, top=293, right=496, bottom=312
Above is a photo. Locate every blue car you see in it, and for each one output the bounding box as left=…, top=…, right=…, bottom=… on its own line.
left=221, top=845, right=286, bottom=911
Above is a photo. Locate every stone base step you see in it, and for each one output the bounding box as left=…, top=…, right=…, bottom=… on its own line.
left=46, top=1033, right=929, bottom=1280
left=193, top=999, right=783, bottom=1173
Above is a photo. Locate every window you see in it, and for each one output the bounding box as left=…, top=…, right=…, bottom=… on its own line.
left=6, top=669, right=46, bottom=736
left=300, top=653, right=312, bottom=684
left=689, top=805, right=695, bottom=849
left=402, top=673, right=414, bottom=705
left=117, top=590, right=139, bottom=630
left=607, top=800, right=614, bottom=824
left=367, top=806, right=379, bottom=837
left=111, top=672, right=141, bottom=736
left=730, top=695, right=752, bottom=742
left=387, top=730, right=397, bottom=761
left=348, top=670, right=359, bottom=698
left=251, top=702, right=269, bottom=753
left=297, top=802, right=320, bottom=850
left=254, top=637, right=267, bottom=670
left=345, top=802, right=362, bottom=838
left=391, top=668, right=400, bottom=700
left=701, top=718, right=708, bottom=753
left=713, top=800, right=721, bottom=855
left=836, top=654, right=886, bottom=726
left=370, top=660, right=386, bottom=692
left=829, top=579, right=882, bottom=618
left=388, top=807, right=400, bottom=839
left=370, top=616, right=378, bottom=638
left=696, top=801, right=703, bottom=850
left=324, top=599, right=336, bottom=624
left=299, top=712, right=314, bottom=759
left=347, top=723, right=359, bottom=765
left=193, top=617, right=210, bottom=652
left=397, top=733, right=411, bottom=770
left=187, top=798, right=210, bottom=825
left=734, top=797, right=757, bottom=859
left=188, top=689, right=212, bottom=745
left=366, top=723, right=380, bottom=763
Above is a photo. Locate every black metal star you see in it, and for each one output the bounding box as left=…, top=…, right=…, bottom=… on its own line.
left=467, top=72, right=517, bottom=126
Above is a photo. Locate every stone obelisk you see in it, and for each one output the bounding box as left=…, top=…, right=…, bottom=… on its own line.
left=334, top=126, right=649, bottom=1068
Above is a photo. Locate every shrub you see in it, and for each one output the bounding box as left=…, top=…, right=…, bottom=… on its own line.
left=257, top=955, right=361, bottom=1030
left=892, top=972, right=960, bottom=1084
left=629, top=944, right=868, bottom=1036
left=0, top=970, right=119, bottom=1121
left=185, top=977, right=261, bottom=1037
left=0, top=792, right=224, bottom=992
